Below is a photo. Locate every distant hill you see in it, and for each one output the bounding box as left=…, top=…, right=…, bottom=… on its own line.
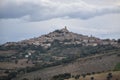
left=2, top=26, right=119, bottom=48
left=0, top=26, right=119, bottom=61
left=0, top=27, right=120, bottom=80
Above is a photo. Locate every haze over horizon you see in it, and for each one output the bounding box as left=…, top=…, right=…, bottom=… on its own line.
left=0, top=0, right=120, bottom=44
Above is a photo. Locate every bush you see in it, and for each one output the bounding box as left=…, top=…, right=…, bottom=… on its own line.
left=52, top=73, right=71, bottom=80
left=107, top=73, right=112, bottom=80
left=114, top=63, right=120, bottom=71
left=82, top=74, right=86, bottom=78
left=86, top=73, right=91, bottom=75
left=7, top=72, right=17, bottom=80
left=91, top=77, right=94, bottom=80
left=75, top=75, right=80, bottom=79
left=22, top=78, right=29, bottom=80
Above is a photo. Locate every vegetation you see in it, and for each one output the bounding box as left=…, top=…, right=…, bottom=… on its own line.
left=59, top=71, right=120, bottom=80
left=74, top=75, right=80, bottom=79
left=90, top=77, right=94, bottom=80
left=22, top=78, right=29, bottom=80
left=0, top=28, right=120, bottom=80
left=0, top=41, right=120, bottom=74
left=107, top=73, right=113, bottom=80
left=51, top=73, right=71, bottom=80
left=114, top=62, right=120, bottom=71
left=117, top=39, right=120, bottom=43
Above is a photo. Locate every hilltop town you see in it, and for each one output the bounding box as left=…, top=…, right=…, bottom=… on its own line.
left=0, top=27, right=120, bottom=80
left=4, top=26, right=119, bottom=48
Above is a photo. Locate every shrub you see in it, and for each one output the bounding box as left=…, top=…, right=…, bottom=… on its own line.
left=114, top=63, right=120, bottom=71
left=22, top=78, right=29, bottom=80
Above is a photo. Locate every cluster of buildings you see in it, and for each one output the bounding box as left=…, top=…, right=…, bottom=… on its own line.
left=4, top=27, right=119, bottom=48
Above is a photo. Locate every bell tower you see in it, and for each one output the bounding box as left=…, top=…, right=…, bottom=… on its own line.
left=65, top=26, right=67, bottom=30
left=61, top=26, right=69, bottom=32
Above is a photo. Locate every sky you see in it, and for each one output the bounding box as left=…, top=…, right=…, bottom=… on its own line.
left=0, top=0, right=120, bottom=44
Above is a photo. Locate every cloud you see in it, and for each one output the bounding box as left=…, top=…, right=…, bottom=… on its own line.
left=0, top=13, right=120, bottom=44
left=0, top=0, right=120, bottom=21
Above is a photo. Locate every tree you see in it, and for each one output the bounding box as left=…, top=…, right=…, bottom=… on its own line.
left=107, top=76, right=110, bottom=80
left=117, top=39, right=120, bottom=43
left=75, top=75, right=80, bottom=80
left=107, top=73, right=112, bottom=80
left=51, top=39, right=60, bottom=47
left=82, top=74, right=86, bottom=78
left=7, top=72, right=17, bottom=80
left=51, top=73, right=71, bottom=80
left=82, top=74, right=86, bottom=80
left=38, top=78, right=41, bottom=80
left=4, top=70, right=9, bottom=73
left=15, top=59, right=18, bottom=64
left=34, top=77, right=41, bottom=80
left=90, top=77, right=94, bottom=80
left=22, top=78, right=29, bottom=80
left=108, top=73, right=112, bottom=78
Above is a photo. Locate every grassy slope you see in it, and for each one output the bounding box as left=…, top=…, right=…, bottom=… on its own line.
left=66, top=71, right=120, bottom=80
left=14, top=52, right=120, bottom=80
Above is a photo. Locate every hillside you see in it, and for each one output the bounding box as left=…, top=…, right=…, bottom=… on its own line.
left=1, top=27, right=119, bottom=48
left=65, top=71, right=120, bottom=80
left=0, top=27, right=120, bottom=80
left=13, top=51, right=120, bottom=80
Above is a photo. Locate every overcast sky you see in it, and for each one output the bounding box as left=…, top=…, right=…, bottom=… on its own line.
left=0, top=0, right=120, bottom=44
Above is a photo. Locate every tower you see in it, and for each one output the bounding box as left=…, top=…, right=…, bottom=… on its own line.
left=65, top=26, right=67, bottom=30
left=61, top=26, right=69, bottom=32
left=64, top=26, right=68, bottom=32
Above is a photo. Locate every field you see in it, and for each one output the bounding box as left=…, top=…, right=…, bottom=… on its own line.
left=0, top=50, right=17, bottom=57
left=14, top=52, right=120, bottom=80
left=0, top=59, right=34, bottom=69
left=66, top=71, right=120, bottom=80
